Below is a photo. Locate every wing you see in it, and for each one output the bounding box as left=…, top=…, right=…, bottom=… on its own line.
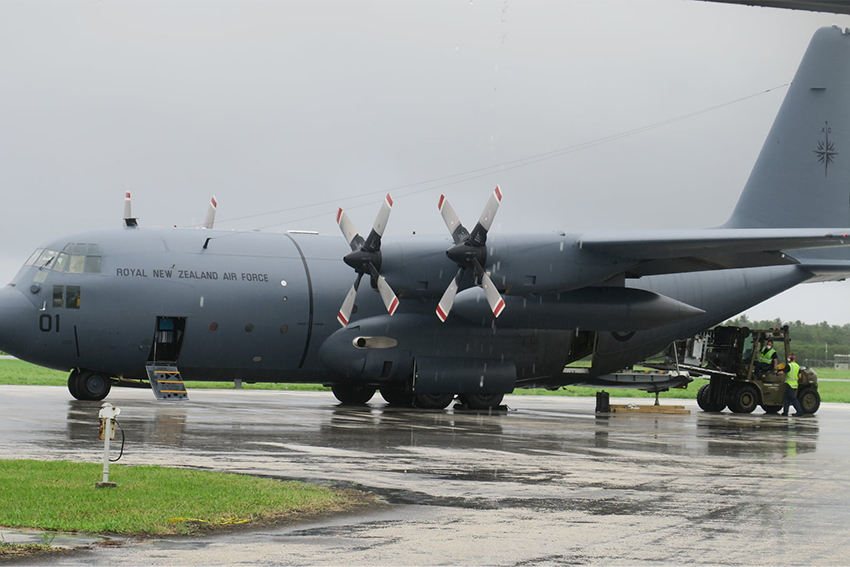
left=578, top=228, right=850, bottom=277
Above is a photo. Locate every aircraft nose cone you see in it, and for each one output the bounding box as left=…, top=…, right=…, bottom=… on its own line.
left=0, top=285, right=36, bottom=359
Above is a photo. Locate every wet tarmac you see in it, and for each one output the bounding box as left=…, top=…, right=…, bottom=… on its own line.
left=1, top=385, right=849, bottom=565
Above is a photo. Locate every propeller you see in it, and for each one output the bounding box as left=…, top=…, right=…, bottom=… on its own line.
left=123, top=192, right=138, bottom=227
left=336, top=194, right=400, bottom=326
left=204, top=196, right=218, bottom=229
left=436, top=186, right=505, bottom=322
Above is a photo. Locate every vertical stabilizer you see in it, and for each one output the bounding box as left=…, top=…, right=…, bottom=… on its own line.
left=726, top=26, right=850, bottom=238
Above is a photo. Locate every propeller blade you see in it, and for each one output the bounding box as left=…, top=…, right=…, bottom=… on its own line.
left=469, top=186, right=502, bottom=246
left=376, top=275, right=400, bottom=316
left=337, top=273, right=364, bottom=326
left=479, top=269, right=506, bottom=318
left=336, top=208, right=363, bottom=252
left=124, top=192, right=132, bottom=220
left=123, top=192, right=138, bottom=227
left=436, top=268, right=463, bottom=322
left=438, top=194, right=469, bottom=244
left=363, top=194, right=393, bottom=252
left=204, top=196, right=218, bottom=229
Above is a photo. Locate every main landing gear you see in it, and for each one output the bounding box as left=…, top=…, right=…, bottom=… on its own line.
left=68, top=369, right=111, bottom=401
left=332, top=384, right=505, bottom=410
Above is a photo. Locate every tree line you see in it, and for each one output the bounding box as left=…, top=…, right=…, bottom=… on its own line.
left=724, top=315, right=850, bottom=366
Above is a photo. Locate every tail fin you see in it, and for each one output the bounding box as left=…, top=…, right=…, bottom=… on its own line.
left=726, top=26, right=850, bottom=236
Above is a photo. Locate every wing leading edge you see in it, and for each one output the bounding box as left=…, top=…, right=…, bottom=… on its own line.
left=578, top=228, right=850, bottom=278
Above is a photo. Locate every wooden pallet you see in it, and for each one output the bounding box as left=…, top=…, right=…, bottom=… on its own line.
left=609, top=404, right=690, bottom=415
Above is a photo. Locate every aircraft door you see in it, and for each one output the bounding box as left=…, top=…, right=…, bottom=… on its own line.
left=148, top=316, right=187, bottom=364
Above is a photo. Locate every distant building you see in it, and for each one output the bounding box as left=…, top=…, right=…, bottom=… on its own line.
left=834, top=354, right=850, bottom=371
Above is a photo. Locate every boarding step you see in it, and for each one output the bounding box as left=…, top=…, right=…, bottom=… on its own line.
left=146, top=364, right=188, bottom=400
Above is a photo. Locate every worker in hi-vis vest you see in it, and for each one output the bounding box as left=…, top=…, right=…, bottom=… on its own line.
left=782, top=353, right=803, bottom=417
left=755, top=339, right=778, bottom=375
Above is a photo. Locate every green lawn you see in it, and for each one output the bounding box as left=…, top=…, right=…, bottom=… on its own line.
left=0, top=460, right=371, bottom=536
left=3, top=359, right=850, bottom=402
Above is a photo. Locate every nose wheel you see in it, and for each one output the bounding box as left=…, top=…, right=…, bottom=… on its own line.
left=68, top=369, right=111, bottom=401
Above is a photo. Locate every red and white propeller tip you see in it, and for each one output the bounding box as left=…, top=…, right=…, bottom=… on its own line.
left=335, top=194, right=399, bottom=326
left=204, top=196, right=218, bottom=229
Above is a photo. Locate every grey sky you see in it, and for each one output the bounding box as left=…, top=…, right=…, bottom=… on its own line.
left=1, top=1, right=848, bottom=323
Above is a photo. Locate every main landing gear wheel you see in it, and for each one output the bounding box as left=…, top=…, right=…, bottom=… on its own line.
left=728, top=384, right=758, bottom=414
left=414, top=393, right=454, bottom=410
left=459, top=393, right=504, bottom=410
left=380, top=388, right=415, bottom=407
left=331, top=384, right=376, bottom=405
left=70, top=370, right=111, bottom=401
left=797, top=387, right=821, bottom=415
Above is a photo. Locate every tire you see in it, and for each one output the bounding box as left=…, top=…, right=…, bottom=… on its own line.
left=76, top=370, right=111, bottom=401
left=697, top=384, right=711, bottom=411
left=728, top=384, right=758, bottom=414
left=458, top=393, right=504, bottom=410
left=413, top=393, right=454, bottom=410
left=762, top=405, right=782, bottom=414
left=331, top=384, right=375, bottom=405
left=67, top=369, right=83, bottom=400
left=697, top=384, right=725, bottom=412
left=380, top=388, right=415, bottom=407
left=797, top=387, right=821, bottom=415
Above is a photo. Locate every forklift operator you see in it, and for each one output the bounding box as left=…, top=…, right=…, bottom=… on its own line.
left=755, top=339, right=778, bottom=374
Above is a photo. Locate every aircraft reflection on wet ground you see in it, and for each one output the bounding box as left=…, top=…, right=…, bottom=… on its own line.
left=2, top=386, right=844, bottom=566
left=58, top=390, right=820, bottom=462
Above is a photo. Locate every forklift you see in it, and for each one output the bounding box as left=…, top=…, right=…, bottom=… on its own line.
left=691, top=326, right=820, bottom=414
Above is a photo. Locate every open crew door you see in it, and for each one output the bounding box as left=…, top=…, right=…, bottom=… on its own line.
left=147, top=316, right=187, bottom=364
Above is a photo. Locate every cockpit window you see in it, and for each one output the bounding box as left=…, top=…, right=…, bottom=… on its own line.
left=52, top=253, right=69, bottom=273
left=67, top=255, right=85, bottom=274
left=25, top=249, right=44, bottom=266
left=25, top=244, right=102, bottom=275
left=84, top=256, right=101, bottom=273
left=35, top=249, right=57, bottom=269
left=65, top=243, right=87, bottom=254
left=65, top=286, right=81, bottom=309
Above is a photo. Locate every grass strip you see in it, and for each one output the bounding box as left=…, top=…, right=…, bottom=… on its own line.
left=0, top=460, right=371, bottom=536
left=3, top=359, right=850, bottom=401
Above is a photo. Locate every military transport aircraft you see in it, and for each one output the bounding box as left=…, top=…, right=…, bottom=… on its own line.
left=2, top=26, right=850, bottom=411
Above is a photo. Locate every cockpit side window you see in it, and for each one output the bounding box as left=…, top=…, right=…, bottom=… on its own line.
left=65, top=286, right=81, bottom=309
left=52, top=286, right=64, bottom=308
left=25, top=249, right=44, bottom=266
left=84, top=256, right=101, bottom=274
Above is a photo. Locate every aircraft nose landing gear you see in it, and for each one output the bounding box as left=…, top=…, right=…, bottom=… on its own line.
left=68, top=369, right=111, bottom=401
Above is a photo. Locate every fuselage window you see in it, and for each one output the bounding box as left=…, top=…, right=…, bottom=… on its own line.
left=65, top=243, right=87, bottom=255
left=52, top=286, right=64, bottom=308
left=65, top=286, right=81, bottom=309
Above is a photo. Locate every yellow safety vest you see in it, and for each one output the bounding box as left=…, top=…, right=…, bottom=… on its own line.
left=758, top=347, right=776, bottom=365
left=787, top=361, right=799, bottom=389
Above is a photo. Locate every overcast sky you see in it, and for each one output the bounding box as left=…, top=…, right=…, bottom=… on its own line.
left=1, top=0, right=849, bottom=323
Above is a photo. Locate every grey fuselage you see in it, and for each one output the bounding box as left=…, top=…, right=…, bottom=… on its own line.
left=0, top=224, right=811, bottom=390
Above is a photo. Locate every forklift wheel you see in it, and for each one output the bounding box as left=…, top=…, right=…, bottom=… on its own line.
left=797, top=387, right=821, bottom=414
left=728, top=384, right=758, bottom=414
